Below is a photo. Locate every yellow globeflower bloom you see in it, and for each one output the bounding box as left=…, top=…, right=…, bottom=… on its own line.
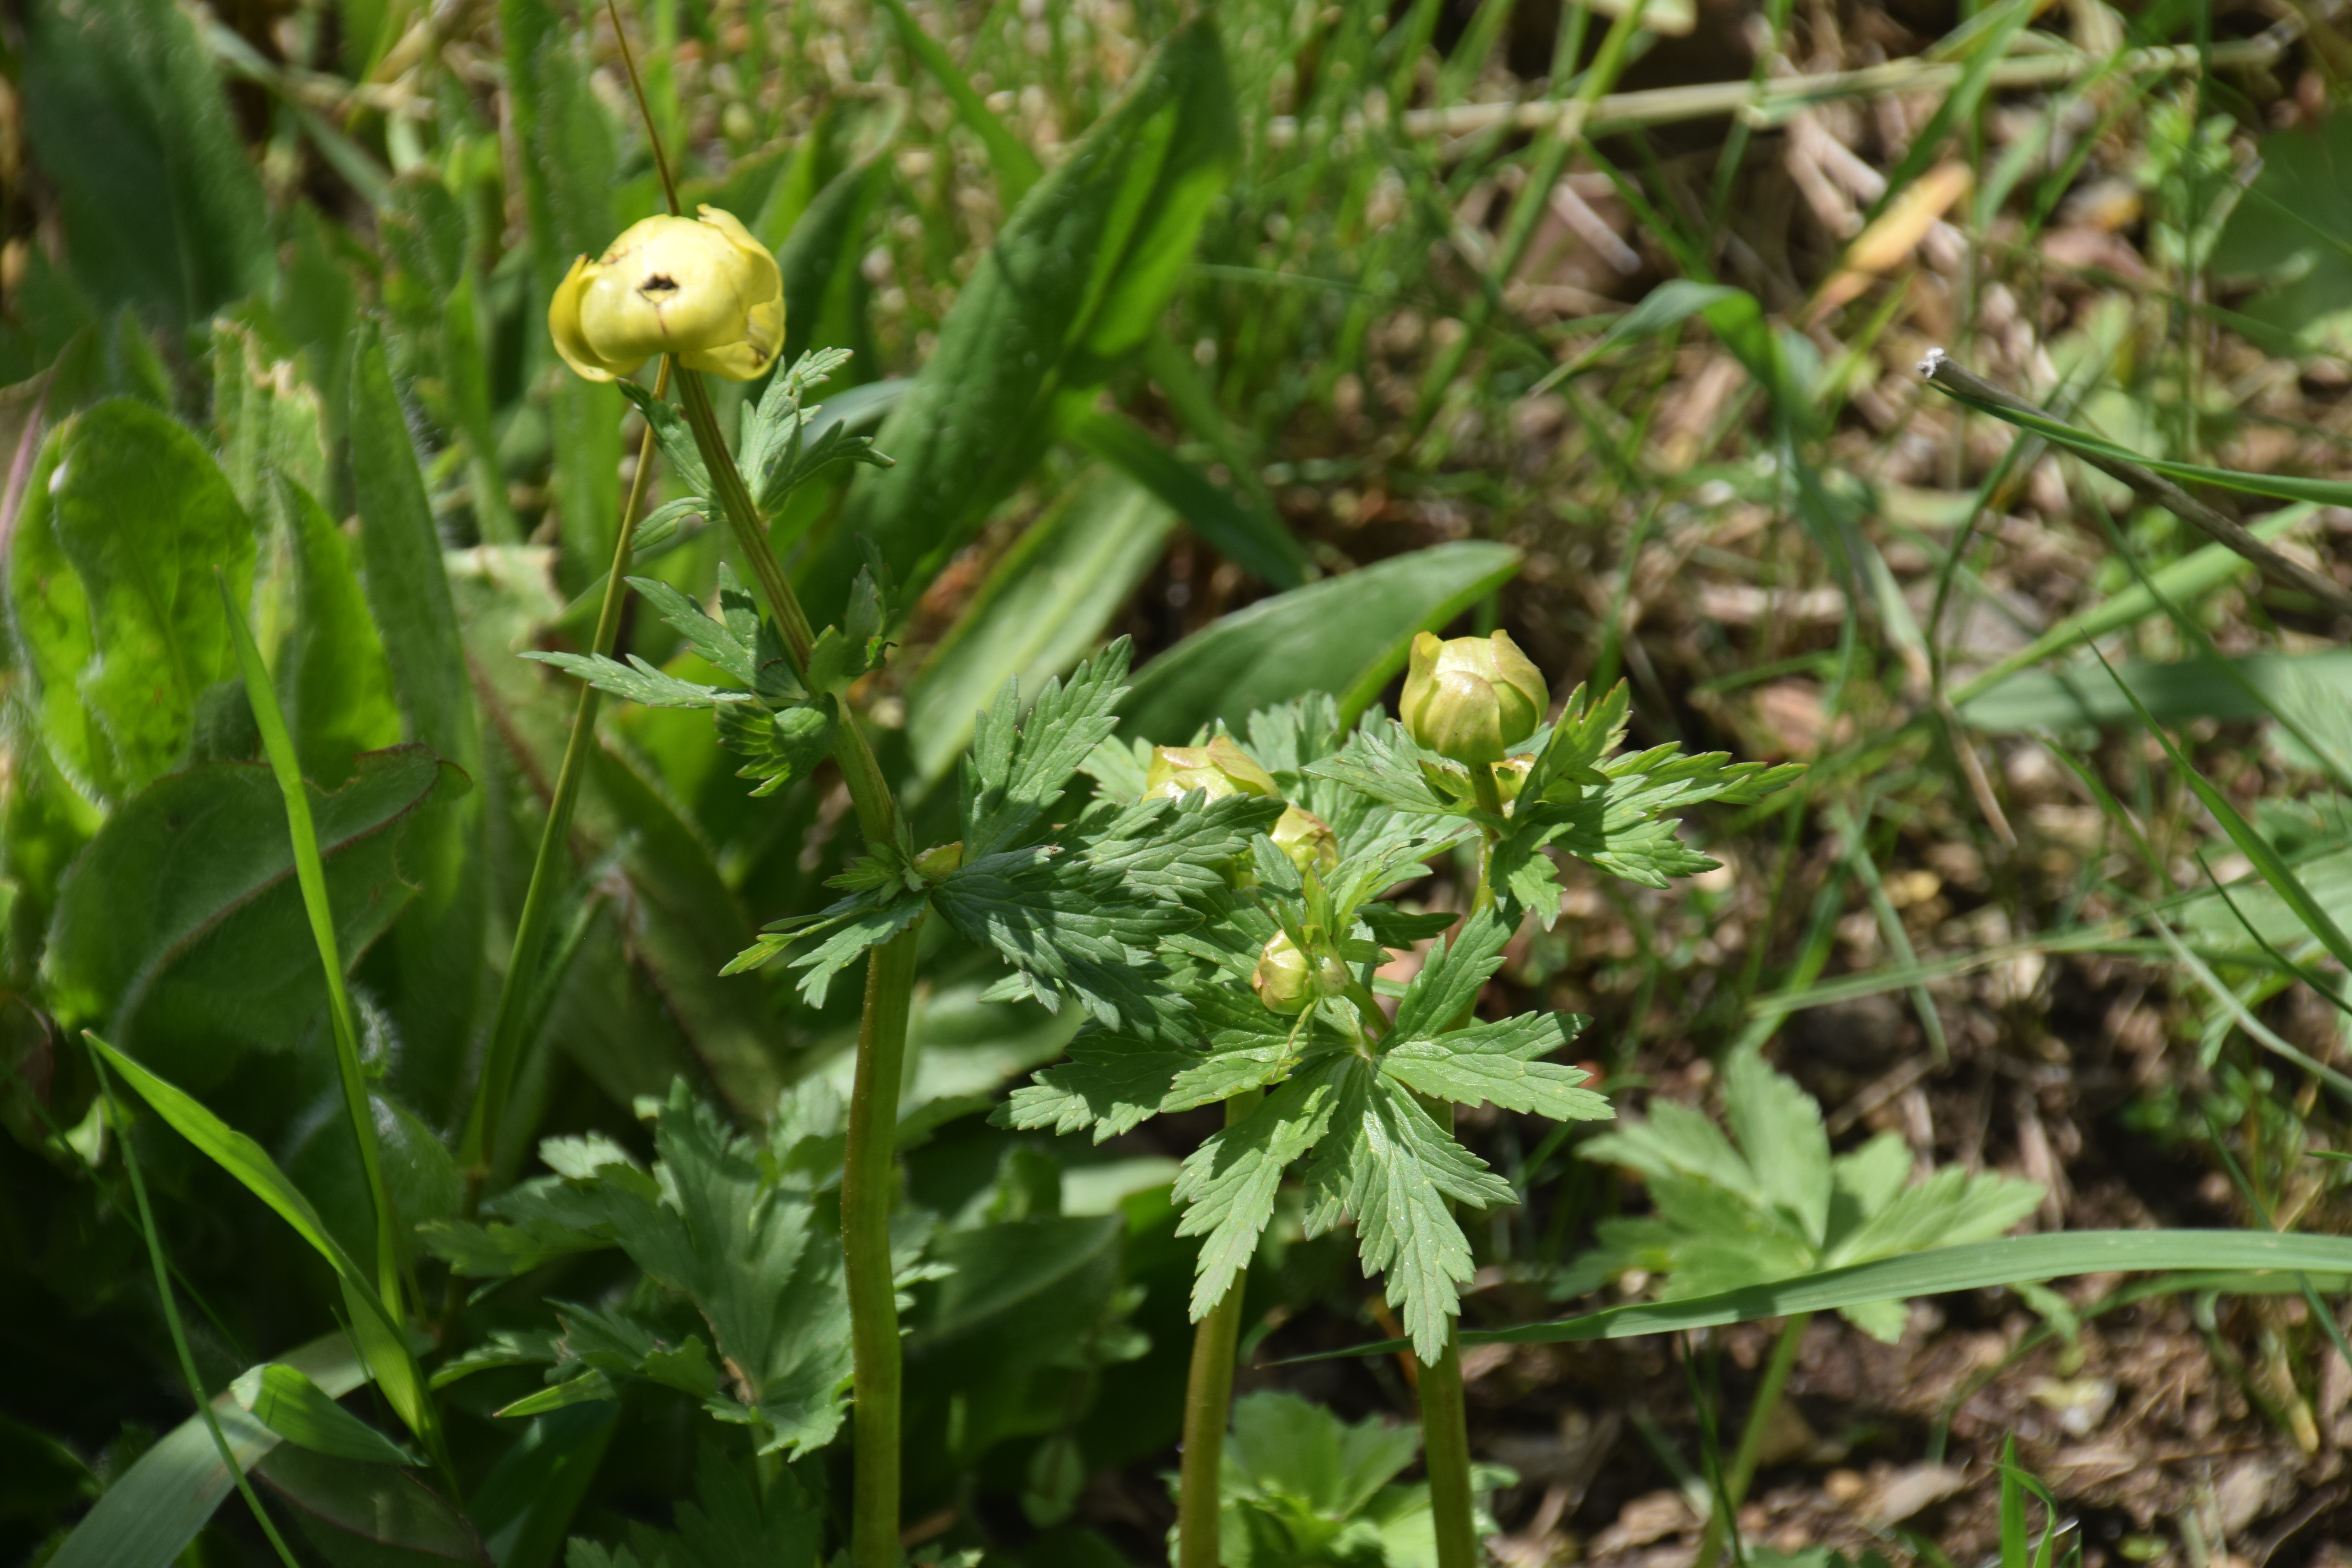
left=548, top=205, right=783, bottom=382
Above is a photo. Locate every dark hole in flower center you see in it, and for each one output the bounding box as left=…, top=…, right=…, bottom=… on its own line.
left=640, top=272, right=679, bottom=296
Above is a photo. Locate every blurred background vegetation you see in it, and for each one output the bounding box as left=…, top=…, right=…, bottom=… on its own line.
left=10, top=0, right=2352, bottom=1563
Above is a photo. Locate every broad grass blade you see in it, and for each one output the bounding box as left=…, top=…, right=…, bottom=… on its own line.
left=1116, top=541, right=1521, bottom=742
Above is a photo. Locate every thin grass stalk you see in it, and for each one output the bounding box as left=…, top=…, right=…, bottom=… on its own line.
left=1691, top=1312, right=1811, bottom=1568
left=459, top=359, right=673, bottom=1189
left=1176, top=1087, right=1265, bottom=1568
left=88, top=1041, right=305, bottom=1568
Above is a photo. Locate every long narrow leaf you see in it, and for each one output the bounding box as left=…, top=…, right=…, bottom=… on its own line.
left=47, top=1332, right=373, bottom=1568
left=2092, top=648, right=2352, bottom=977
left=1299, top=1230, right=2352, bottom=1357
left=216, top=575, right=400, bottom=1312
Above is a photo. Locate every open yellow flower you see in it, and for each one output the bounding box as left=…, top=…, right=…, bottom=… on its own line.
left=548, top=205, right=783, bottom=382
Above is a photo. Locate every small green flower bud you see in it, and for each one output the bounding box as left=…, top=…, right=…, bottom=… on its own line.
left=913, top=841, right=964, bottom=880
left=1252, top=932, right=1348, bottom=1015
left=1144, top=735, right=1278, bottom=801
left=1399, top=630, right=1549, bottom=767
left=1270, top=806, right=1339, bottom=875
left=1492, top=755, right=1535, bottom=809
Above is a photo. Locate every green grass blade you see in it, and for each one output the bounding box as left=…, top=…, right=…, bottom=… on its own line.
left=1293, top=1230, right=2352, bottom=1357
left=1067, top=405, right=1304, bottom=588
left=872, top=0, right=1041, bottom=202
left=1998, top=1436, right=2027, bottom=1568
left=82, top=1033, right=436, bottom=1456
left=2091, top=647, right=2352, bottom=977
left=45, top=1331, right=375, bottom=1568
left=1948, top=506, right=2313, bottom=708
left=84, top=1042, right=302, bottom=1568
left=230, top=1364, right=420, bottom=1466
left=1935, top=381, right=2352, bottom=509
left=215, top=572, right=401, bottom=1318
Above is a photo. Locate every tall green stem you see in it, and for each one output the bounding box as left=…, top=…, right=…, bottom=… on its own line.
left=842, top=919, right=922, bottom=1568
left=1425, top=766, right=1506, bottom=1568
left=461, top=361, right=672, bottom=1190
left=672, top=363, right=914, bottom=1568
left=1177, top=1088, right=1264, bottom=1568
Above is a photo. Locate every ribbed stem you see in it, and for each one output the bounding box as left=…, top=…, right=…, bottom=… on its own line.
left=1177, top=1087, right=1264, bottom=1568
left=843, top=920, right=923, bottom=1568
left=1426, top=771, right=1504, bottom=1568
left=1420, top=1094, right=1480, bottom=1568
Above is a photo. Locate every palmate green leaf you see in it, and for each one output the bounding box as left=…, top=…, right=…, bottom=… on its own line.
left=933, top=843, right=1198, bottom=1041
left=1575, top=1047, right=2043, bottom=1343
left=566, top=1443, right=819, bottom=1568
left=522, top=652, right=754, bottom=710
left=777, top=893, right=929, bottom=1007
left=626, top=568, right=780, bottom=694
left=1301, top=1063, right=1515, bottom=1362
left=999, top=1035, right=1202, bottom=1142
left=1304, top=717, right=1455, bottom=817
left=1174, top=1061, right=1346, bottom=1318
left=715, top=700, right=837, bottom=798
left=47, top=1331, right=374, bottom=1568
left=438, top=1082, right=853, bottom=1457
left=1308, top=1231, right=2352, bottom=1358
left=963, top=639, right=1135, bottom=858
left=43, top=746, right=451, bottom=1089
left=1389, top=909, right=1514, bottom=1040
left=1378, top=1031, right=1606, bottom=1121
left=1723, top=1045, right=1835, bottom=1249
left=1078, top=791, right=1288, bottom=901
left=230, top=1365, right=419, bottom=1467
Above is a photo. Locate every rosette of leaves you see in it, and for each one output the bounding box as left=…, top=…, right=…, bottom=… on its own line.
left=420, top=1080, right=933, bottom=1456
left=1567, top=1045, right=2045, bottom=1341
left=1201, top=1391, right=1510, bottom=1568
left=1001, top=697, right=1610, bottom=1361
left=726, top=640, right=1288, bottom=1038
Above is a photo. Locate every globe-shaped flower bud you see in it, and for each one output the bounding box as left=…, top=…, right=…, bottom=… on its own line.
left=1143, top=736, right=1277, bottom=802
left=1270, top=806, right=1339, bottom=875
left=1252, top=933, right=1314, bottom=1014
left=1399, top=630, right=1548, bottom=767
left=549, top=205, right=783, bottom=383
left=1252, top=932, right=1348, bottom=1015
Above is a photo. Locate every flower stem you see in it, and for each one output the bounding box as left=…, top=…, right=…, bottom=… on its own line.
left=842, top=917, right=923, bottom=1568
left=1177, top=1087, right=1263, bottom=1568
left=459, top=359, right=672, bottom=1194
left=671, top=362, right=915, bottom=1568
left=673, top=368, right=895, bottom=839
left=1426, top=777, right=1505, bottom=1568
